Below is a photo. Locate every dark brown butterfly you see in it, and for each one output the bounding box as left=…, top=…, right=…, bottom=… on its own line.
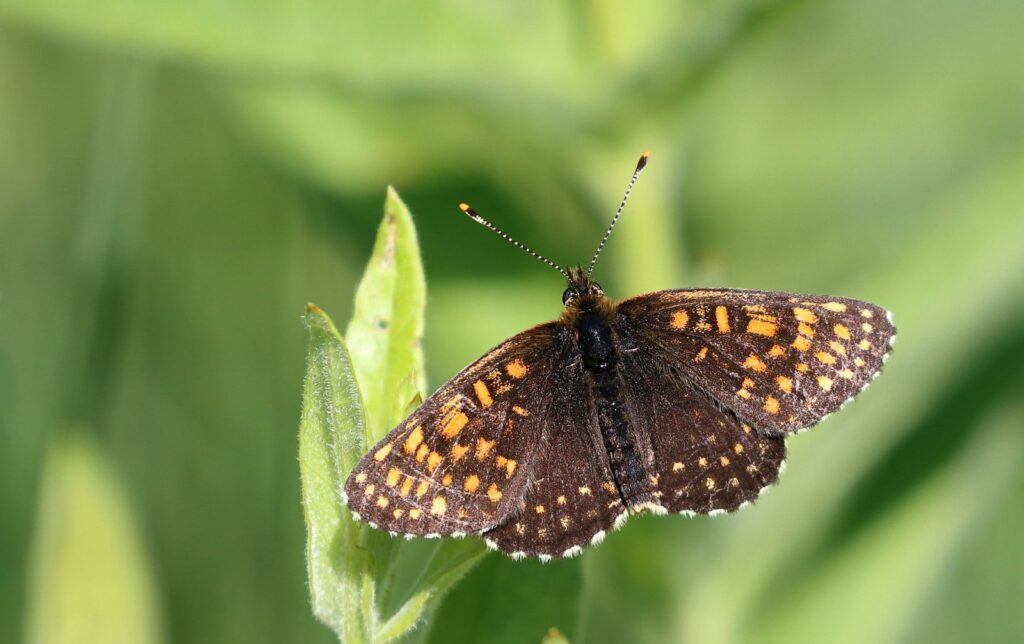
left=343, top=153, right=895, bottom=561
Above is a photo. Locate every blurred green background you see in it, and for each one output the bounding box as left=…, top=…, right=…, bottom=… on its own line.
left=3, top=0, right=1024, bottom=642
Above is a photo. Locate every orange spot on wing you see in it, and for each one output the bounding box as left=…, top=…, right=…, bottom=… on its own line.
left=386, top=468, right=401, bottom=487
left=715, top=306, right=731, bottom=333
left=415, top=480, right=429, bottom=497
left=451, top=442, right=469, bottom=461
left=487, top=483, right=502, bottom=502
left=415, top=443, right=429, bottom=463
left=431, top=496, right=447, bottom=515
left=817, top=375, right=833, bottom=391
left=426, top=451, right=442, bottom=472
left=792, top=335, right=811, bottom=352
left=743, top=354, right=767, bottom=372
left=695, top=346, right=709, bottom=362
left=511, top=406, right=529, bottom=416
left=815, top=351, right=837, bottom=365
left=440, top=410, right=469, bottom=439
left=776, top=375, right=794, bottom=394
left=798, top=322, right=815, bottom=337
left=403, top=426, right=424, bottom=454
left=464, top=474, right=480, bottom=493
left=834, top=324, right=851, bottom=340
left=746, top=318, right=778, bottom=336
left=505, top=359, right=528, bottom=379
left=764, top=396, right=780, bottom=414
left=473, top=380, right=493, bottom=408
left=399, top=477, right=413, bottom=497
left=822, top=302, right=847, bottom=312
left=768, top=344, right=786, bottom=358
left=495, top=456, right=517, bottom=478
left=671, top=310, right=690, bottom=330
left=793, top=307, right=818, bottom=324
left=373, top=443, right=393, bottom=461
left=475, top=437, right=495, bottom=461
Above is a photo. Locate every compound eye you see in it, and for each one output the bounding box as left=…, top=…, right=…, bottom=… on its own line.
left=562, top=288, right=574, bottom=305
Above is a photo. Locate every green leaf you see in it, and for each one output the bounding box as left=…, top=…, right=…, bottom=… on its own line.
left=375, top=540, right=486, bottom=643
left=24, top=434, right=164, bottom=644
left=345, top=186, right=426, bottom=441
left=301, top=190, right=486, bottom=643
left=299, top=303, right=371, bottom=642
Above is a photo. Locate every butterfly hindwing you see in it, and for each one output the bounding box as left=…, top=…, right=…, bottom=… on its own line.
left=344, top=323, right=562, bottom=536
left=617, top=290, right=896, bottom=434
left=617, top=347, right=786, bottom=514
left=483, top=358, right=624, bottom=560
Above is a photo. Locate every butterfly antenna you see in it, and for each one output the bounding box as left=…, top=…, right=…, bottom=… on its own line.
left=587, top=151, right=650, bottom=277
left=458, top=203, right=570, bottom=279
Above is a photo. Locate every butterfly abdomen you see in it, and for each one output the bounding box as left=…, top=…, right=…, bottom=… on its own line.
left=575, top=305, right=657, bottom=509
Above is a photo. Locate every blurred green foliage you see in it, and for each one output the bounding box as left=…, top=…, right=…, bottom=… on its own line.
left=1, top=0, right=1023, bottom=642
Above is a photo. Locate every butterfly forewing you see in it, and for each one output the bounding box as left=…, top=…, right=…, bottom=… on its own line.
left=617, top=290, right=895, bottom=434
left=344, top=323, right=563, bottom=536
left=617, top=350, right=786, bottom=514
left=483, top=359, right=624, bottom=560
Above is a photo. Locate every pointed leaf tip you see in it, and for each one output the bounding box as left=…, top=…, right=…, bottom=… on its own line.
left=345, top=187, right=426, bottom=441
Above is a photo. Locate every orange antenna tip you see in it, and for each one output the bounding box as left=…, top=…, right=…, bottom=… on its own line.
left=458, top=202, right=471, bottom=212
left=636, top=151, right=650, bottom=171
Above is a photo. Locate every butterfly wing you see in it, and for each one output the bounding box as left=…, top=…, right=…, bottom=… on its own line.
left=483, top=357, right=623, bottom=560
left=344, top=322, right=564, bottom=536
left=616, top=289, right=896, bottom=434
left=616, top=345, right=786, bottom=515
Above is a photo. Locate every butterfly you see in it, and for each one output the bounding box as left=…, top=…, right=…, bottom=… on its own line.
left=343, top=152, right=895, bottom=561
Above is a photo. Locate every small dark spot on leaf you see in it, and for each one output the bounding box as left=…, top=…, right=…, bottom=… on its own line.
left=380, top=217, right=397, bottom=266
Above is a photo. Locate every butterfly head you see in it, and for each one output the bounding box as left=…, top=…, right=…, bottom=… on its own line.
left=562, top=265, right=611, bottom=314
